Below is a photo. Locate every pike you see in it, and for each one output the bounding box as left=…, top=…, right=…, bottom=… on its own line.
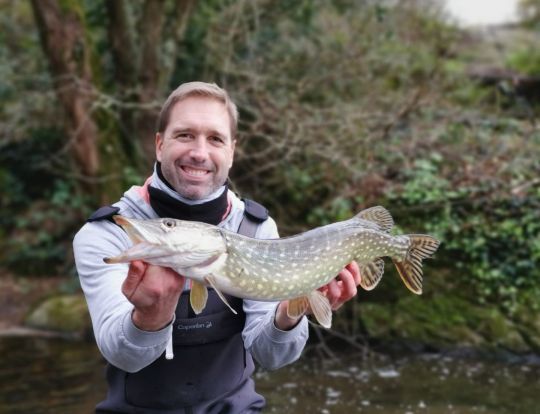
left=104, top=206, right=440, bottom=329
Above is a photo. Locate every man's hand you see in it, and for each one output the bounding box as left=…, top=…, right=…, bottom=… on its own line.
left=318, top=261, right=361, bottom=310
left=274, top=261, right=362, bottom=330
left=122, top=260, right=186, bottom=331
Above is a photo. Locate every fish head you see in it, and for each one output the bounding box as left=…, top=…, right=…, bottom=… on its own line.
left=104, top=215, right=226, bottom=268
left=113, top=215, right=179, bottom=244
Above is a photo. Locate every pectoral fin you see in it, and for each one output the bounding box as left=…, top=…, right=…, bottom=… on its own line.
left=204, top=275, right=238, bottom=315
left=308, top=290, right=332, bottom=329
left=190, top=281, right=209, bottom=314
left=287, top=297, right=309, bottom=319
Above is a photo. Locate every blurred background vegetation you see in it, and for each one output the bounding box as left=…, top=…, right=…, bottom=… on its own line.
left=1, top=0, right=539, bottom=352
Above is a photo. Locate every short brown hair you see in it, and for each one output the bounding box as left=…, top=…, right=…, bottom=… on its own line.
left=157, top=81, right=239, bottom=137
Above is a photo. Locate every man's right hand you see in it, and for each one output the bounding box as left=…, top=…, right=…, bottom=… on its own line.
left=122, top=260, right=185, bottom=331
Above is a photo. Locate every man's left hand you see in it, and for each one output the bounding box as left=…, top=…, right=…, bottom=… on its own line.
left=318, top=261, right=361, bottom=311
left=275, top=261, right=362, bottom=330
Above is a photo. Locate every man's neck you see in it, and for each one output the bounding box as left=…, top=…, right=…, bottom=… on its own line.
left=148, top=163, right=229, bottom=225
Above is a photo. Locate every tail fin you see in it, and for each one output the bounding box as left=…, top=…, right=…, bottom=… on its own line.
left=392, top=235, right=440, bottom=295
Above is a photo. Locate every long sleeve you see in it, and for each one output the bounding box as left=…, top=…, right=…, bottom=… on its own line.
left=242, top=300, right=309, bottom=370
left=241, top=217, right=310, bottom=370
left=74, top=193, right=310, bottom=373
left=73, top=220, right=171, bottom=372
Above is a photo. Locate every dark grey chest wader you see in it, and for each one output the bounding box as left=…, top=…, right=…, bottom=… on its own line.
left=92, top=200, right=269, bottom=414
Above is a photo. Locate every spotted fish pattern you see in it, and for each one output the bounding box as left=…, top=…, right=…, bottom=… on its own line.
left=105, top=206, right=440, bottom=328
left=220, top=220, right=410, bottom=300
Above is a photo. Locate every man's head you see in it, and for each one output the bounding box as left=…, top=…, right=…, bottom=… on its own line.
left=157, top=82, right=239, bottom=138
left=155, top=82, right=238, bottom=200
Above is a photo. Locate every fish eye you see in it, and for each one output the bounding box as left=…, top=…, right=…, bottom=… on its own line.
left=163, top=219, right=176, bottom=229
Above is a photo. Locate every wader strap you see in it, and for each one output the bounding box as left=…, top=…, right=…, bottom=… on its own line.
left=87, top=205, right=120, bottom=223
left=238, top=199, right=269, bottom=237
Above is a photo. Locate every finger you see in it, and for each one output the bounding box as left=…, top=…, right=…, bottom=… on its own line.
left=163, top=266, right=186, bottom=290
left=326, top=279, right=341, bottom=307
left=317, top=285, right=329, bottom=295
left=338, top=267, right=357, bottom=302
left=125, top=261, right=147, bottom=289
left=346, top=261, right=362, bottom=285
left=146, top=265, right=186, bottom=291
left=122, top=260, right=147, bottom=297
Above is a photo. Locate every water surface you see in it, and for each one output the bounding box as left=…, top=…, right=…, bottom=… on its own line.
left=0, top=337, right=538, bottom=413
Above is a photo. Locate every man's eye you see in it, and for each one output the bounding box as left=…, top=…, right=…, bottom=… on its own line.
left=210, top=136, right=224, bottom=144
left=176, top=133, right=192, bottom=140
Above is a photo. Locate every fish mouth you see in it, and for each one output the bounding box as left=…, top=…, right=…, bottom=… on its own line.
left=103, top=215, right=164, bottom=264
left=112, top=215, right=156, bottom=244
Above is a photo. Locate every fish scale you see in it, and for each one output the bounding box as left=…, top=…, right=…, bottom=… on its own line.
left=220, top=222, right=409, bottom=301
left=104, top=206, right=440, bottom=329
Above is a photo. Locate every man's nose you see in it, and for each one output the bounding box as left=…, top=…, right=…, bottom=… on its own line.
left=188, top=137, right=209, bottom=161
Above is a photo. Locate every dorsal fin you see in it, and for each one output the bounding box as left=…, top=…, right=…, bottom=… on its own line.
left=355, top=206, right=394, bottom=233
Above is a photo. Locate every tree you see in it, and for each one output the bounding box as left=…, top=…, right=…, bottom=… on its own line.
left=105, top=0, right=194, bottom=167
left=31, top=0, right=99, bottom=189
left=30, top=0, right=194, bottom=197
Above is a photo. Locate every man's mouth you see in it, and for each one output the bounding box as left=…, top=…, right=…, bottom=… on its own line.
left=181, top=166, right=210, bottom=177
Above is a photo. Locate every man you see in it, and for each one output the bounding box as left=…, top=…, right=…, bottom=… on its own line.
left=73, top=82, right=361, bottom=413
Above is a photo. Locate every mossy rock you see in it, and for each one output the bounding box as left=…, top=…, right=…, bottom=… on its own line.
left=512, top=303, right=540, bottom=352
left=24, top=294, right=91, bottom=336
left=360, top=294, right=531, bottom=352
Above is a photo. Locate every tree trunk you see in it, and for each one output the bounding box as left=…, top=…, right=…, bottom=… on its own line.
left=106, top=0, right=196, bottom=171
left=31, top=0, right=100, bottom=186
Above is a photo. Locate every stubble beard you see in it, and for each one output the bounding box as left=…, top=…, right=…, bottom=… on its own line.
left=168, top=169, right=227, bottom=201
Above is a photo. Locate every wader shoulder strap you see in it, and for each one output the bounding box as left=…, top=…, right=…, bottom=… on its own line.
left=237, top=199, right=269, bottom=238
left=87, top=205, right=120, bottom=223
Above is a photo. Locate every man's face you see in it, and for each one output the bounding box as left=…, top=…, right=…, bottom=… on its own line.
left=156, top=96, right=236, bottom=200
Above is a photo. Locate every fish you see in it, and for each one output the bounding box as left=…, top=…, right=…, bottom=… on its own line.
left=104, top=206, right=440, bottom=328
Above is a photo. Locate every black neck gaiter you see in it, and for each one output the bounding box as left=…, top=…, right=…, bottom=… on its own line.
left=148, top=164, right=228, bottom=225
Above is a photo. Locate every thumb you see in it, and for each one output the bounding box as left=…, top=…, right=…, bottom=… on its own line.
left=122, top=260, right=147, bottom=295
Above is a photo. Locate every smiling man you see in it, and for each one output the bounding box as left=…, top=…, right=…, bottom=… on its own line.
left=73, top=82, right=361, bottom=413
left=156, top=94, right=235, bottom=200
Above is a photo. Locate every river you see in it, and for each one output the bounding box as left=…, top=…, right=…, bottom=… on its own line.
left=0, top=336, right=539, bottom=413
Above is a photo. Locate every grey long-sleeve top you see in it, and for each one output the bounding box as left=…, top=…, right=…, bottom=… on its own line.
left=73, top=181, right=309, bottom=373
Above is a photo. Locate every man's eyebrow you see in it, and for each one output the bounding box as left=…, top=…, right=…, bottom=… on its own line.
left=207, top=128, right=228, bottom=137
left=168, top=125, right=230, bottom=138
left=169, top=127, right=191, bottom=134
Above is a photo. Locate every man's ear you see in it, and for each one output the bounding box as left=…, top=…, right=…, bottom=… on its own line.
left=155, top=133, right=163, bottom=162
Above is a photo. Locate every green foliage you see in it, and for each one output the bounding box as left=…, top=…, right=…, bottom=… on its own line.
left=0, top=128, right=92, bottom=275
left=507, top=47, right=540, bottom=75
left=0, top=128, right=64, bottom=201
left=201, top=1, right=540, bottom=318
left=2, top=179, right=92, bottom=276
left=2, top=0, right=540, bottom=341
left=386, top=150, right=540, bottom=314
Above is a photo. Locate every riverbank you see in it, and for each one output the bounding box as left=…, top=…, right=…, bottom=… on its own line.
left=0, top=273, right=65, bottom=331
left=3, top=271, right=540, bottom=359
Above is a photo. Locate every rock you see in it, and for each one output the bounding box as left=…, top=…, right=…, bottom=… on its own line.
left=513, top=304, right=540, bottom=353
left=24, top=294, right=92, bottom=338
left=360, top=294, right=531, bottom=353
